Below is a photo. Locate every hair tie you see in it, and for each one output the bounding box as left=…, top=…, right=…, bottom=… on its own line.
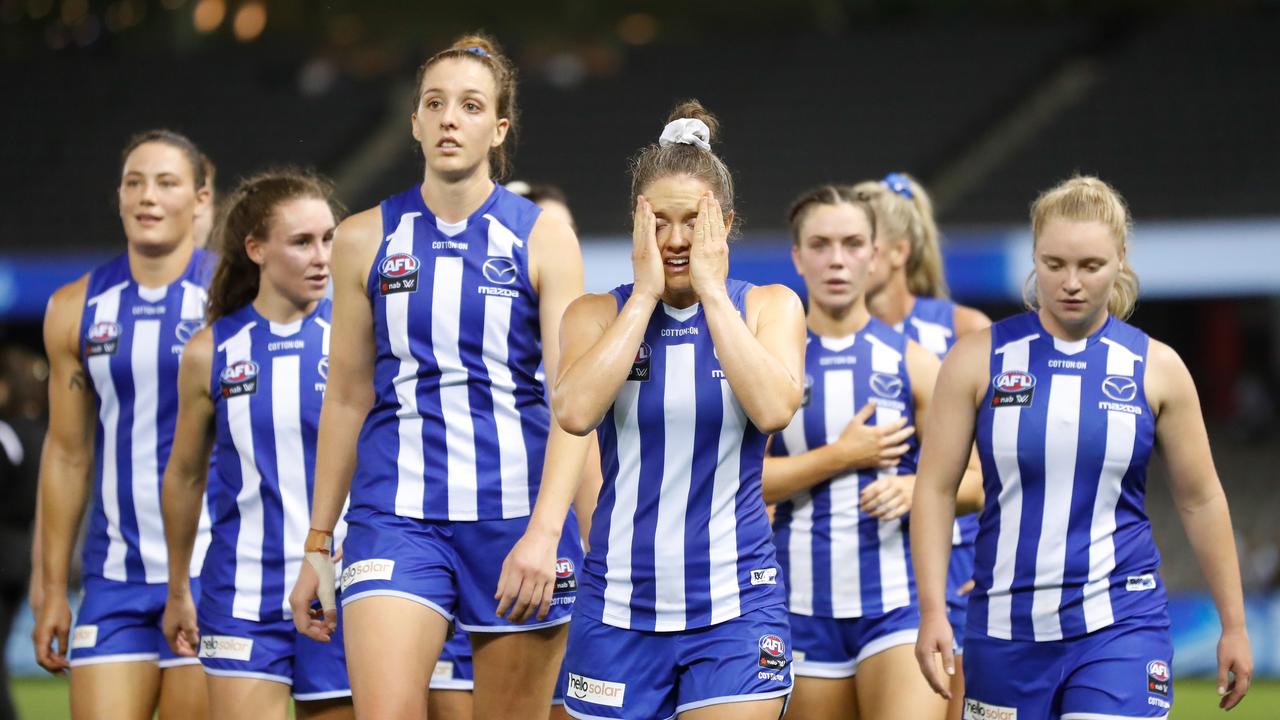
left=882, top=173, right=915, bottom=200
left=465, top=46, right=490, bottom=58
left=659, top=118, right=711, bottom=151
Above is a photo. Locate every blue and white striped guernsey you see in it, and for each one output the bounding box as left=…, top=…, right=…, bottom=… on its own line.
left=577, top=280, right=785, bottom=632
left=353, top=184, right=549, bottom=521
left=202, top=299, right=345, bottom=622
left=896, top=299, right=979, bottom=556
left=970, top=311, right=1162, bottom=642
left=771, top=319, right=919, bottom=618
left=80, top=249, right=214, bottom=584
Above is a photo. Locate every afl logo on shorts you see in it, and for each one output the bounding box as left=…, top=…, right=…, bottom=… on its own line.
left=1102, top=375, right=1138, bottom=403
left=870, top=372, right=903, bottom=399
left=174, top=319, right=203, bottom=344
left=378, top=253, right=420, bottom=295
left=1146, top=659, right=1171, bottom=696
left=554, top=557, right=577, bottom=594
left=991, top=370, right=1036, bottom=408
left=628, top=342, right=652, bottom=382
left=758, top=634, right=788, bottom=670
left=220, top=360, right=259, bottom=398
left=481, top=257, right=519, bottom=285
left=86, top=321, right=121, bottom=356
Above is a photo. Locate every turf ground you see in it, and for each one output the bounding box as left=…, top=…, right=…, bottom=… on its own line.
left=10, top=677, right=1279, bottom=718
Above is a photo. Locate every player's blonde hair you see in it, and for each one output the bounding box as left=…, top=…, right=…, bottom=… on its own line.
left=852, top=173, right=947, bottom=298
left=1025, top=175, right=1139, bottom=320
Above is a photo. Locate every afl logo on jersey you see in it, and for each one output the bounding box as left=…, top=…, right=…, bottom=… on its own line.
left=220, top=360, right=259, bottom=398
left=174, top=319, right=203, bottom=344
left=991, top=370, right=1036, bottom=408
left=481, top=257, right=519, bottom=285
left=758, top=635, right=787, bottom=670
left=1146, top=659, right=1171, bottom=697
left=554, top=557, right=577, bottom=594
left=802, top=374, right=814, bottom=407
left=628, top=342, right=652, bottom=382
left=378, top=253, right=420, bottom=295
left=1101, top=375, right=1138, bottom=403
left=86, top=321, right=122, bottom=356
left=870, top=372, right=903, bottom=399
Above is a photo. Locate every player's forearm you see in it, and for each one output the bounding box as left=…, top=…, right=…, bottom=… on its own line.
left=910, top=479, right=957, bottom=617
left=526, top=422, right=591, bottom=538
left=38, top=450, right=91, bottom=591
left=555, top=293, right=656, bottom=435
left=761, top=447, right=846, bottom=505
left=309, top=398, right=365, bottom=532
left=162, top=465, right=206, bottom=592
left=1179, top=491, right=1247, bottom=631
left=703, top=292, right=800, bottom=432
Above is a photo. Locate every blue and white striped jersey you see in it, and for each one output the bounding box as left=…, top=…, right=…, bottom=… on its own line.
left=896, top=298, right=980, bottom=549
left=202, top=299, right=345, bottom=622
left=970, top=312, right=1162, bottom=642
left=578, top=280, right=785, bottom=632
left=353, top=184, right=549, bottom=521
left=80, top=250, right=214, bottom=584
left=771, top=319, right=919, bottom=618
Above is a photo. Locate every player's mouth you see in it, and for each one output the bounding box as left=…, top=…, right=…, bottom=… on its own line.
left=664, top=256, right=689, bottom=273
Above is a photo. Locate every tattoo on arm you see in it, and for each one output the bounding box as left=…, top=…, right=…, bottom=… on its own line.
left=69, top=370, right=87, bottom=392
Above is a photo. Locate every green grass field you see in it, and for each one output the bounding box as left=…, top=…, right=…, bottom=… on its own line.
left=11, top=677, right=1279, bottom=719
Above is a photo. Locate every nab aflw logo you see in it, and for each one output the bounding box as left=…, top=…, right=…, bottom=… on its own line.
left=628, top=342, right=652, bottom=382
left=86, top=321, right=121, bottom=356
left=378, top=253, right=420, bottom=295
left=220, top=361, right=259, bottom=398
left=991, top=371, right=1036, bottom=408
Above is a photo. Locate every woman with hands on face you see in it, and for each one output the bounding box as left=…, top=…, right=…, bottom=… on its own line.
left=763, top=186, right=978, bottom=720
left=553, top=100, right=806, bottom=720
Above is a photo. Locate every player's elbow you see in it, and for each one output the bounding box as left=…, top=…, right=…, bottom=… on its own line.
left=751, top=390, right=801, bottom=435
left=553, top=396, right=600, bottom=437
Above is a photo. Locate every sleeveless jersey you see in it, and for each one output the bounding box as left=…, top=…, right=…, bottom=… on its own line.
left=579, top=280, right=784, bottom=632
left=353, top=184, right=548, bottom=521
left=896, top=298, right=980, bottom=549
left=771, top=319, right=919, bottom=618
left=202, top=300, right=346, bottom=622
left=970, top=312, right=1162, bottom=642
left=80, top=249, right=214, bottom=584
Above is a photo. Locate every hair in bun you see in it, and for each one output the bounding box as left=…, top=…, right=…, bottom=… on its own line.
left=630, top=99, right=736, bottom=232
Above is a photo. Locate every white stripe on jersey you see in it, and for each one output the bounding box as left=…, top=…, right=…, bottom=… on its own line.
left=432, top=256, right=479, bottom=520
left=708, top=381, right=746, bottom=624
left=823, top=369, right=862, bottom=617
left=602, top=381, right=642, bottom=627
left=386, top=214, right=428, bottom=518
left=870, top=336, right=910, bottom=611
left=181, top=282, right=213, bottom=577
left=222, top=325, right=265, bottom=621
left=87, top=283, right=129, bottom=581
left=653, top=344, right=695, bottom=631
left=484, top=218, right=530, bottom=518
left=1031, top=373, right=1081, bottom=641
left=130, top=319, right=167, bottom=583
left=272, top=354, right=308, bottom=618
left=908, top=317, right=953, bottom=357
left=779, top=413, right=815, bottom=615
left=1081, top=339, right=1144, bottom=631
left=987, top=333, right=1037, bottom=639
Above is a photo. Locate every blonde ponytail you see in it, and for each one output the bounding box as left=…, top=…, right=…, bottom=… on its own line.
left=852, top=173, right=948, bottom=298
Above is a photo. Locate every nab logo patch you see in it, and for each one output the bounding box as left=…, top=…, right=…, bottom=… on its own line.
left=86, top=321, right=121, bottom=356
left=379, top=253, right=420, bottom=295
left=1147, top=659, right=1171, bottom=697
left=220, top=361, right=259, bottom=398
left=481, top=257, right=519, bottom=285
left=175, top=319, right=203, bottom=344
left=758, top=634, right=788, bottom=670
left=870, top=372, right=903, bottom=399
left=628, top=342, right=652, bottom=382
left=554, top=557, right=577, bottom=594
left=1102, top=375, right=1138, bottom=403
left=991, top=371, right=1036, bottom=408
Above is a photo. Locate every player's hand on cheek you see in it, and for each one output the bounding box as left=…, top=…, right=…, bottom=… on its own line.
left=632, top=196, right=664, bottom=300
left=689, top=193, right=729, bottom=299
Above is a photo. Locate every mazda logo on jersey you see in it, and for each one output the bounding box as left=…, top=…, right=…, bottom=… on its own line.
left=991, top=370, right=1036, bottom=408
left=870, top=372, right=903, bottom=398
left=628, top=342, right=652, bottom=382
left=1101, top=375, right=1137, bottom=403
left=86, top=321, right=121, bottom=356
left=378, top=253, right=420, bottom=295
left=220, top=360, right=259, bottom=398
left=481, top=257, right=519, bottom=285
left=174, top=319, right=203, bottom=344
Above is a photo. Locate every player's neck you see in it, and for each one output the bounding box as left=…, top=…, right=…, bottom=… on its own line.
left=866, top=273, right=914, bottom=327
left=808, top=297, right=871, bottom=339
left=420, top=169, right=495, bottom=225
left=252, top=285, right=316, bottom=326
left=127, top=237, right=194, bottom=289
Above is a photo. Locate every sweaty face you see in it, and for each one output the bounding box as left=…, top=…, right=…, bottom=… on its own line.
left=412, top=57, right=508, bottom=180
left=791, top=202, right=877, bottom=314
left=249, top=197, right=336, bottom=309
left=1033, top=217, right=1122, bottom=334
left=642, top=175, right=720, bottom=294
left=118, top=142, right=204, bottom=253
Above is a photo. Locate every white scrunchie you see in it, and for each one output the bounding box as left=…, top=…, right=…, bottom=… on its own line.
left=659, top=118, right=711, bottom=151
